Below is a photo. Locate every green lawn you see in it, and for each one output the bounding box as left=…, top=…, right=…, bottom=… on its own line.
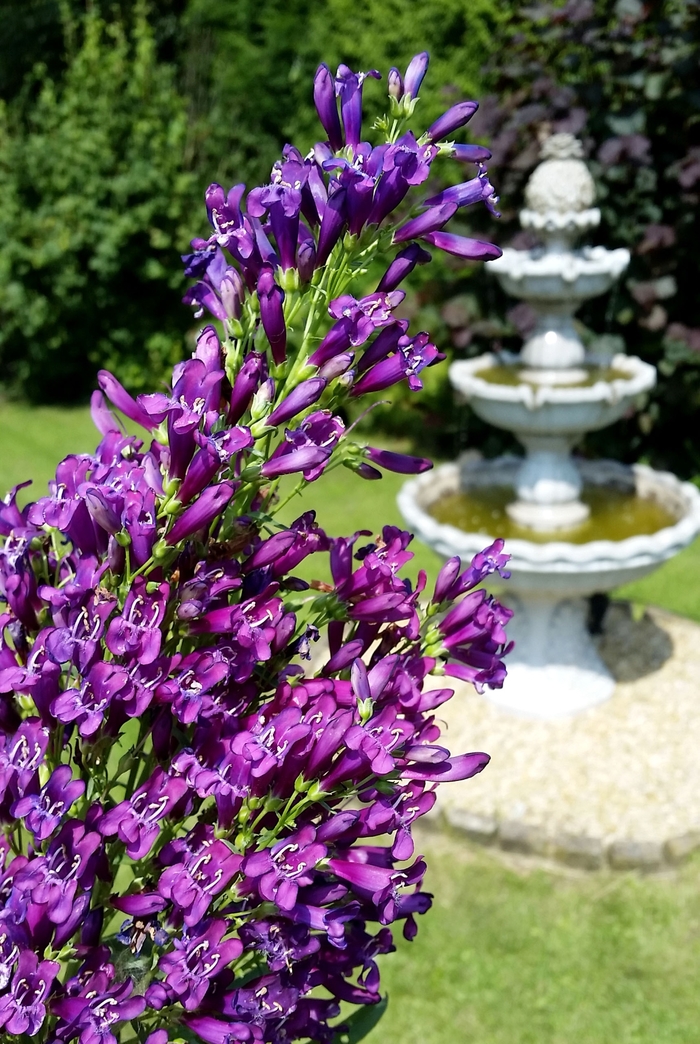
left=4, top=401, right=700, bottom=1042
left=0, top=401, right=699, bottom=618
left=366, top=830, right=700, bottom=1044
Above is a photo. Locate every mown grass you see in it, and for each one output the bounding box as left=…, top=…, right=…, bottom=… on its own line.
left=366, top=831, right=700, bottom=1044
left=0, top=401, right=699, bottom=618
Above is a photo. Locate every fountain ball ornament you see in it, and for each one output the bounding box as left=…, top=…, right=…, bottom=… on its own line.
left=399, top=134, right=700, bottom=719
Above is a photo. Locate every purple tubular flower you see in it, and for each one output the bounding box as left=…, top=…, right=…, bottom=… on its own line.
left=11, top=765, right=85, bottom=842
left=262, top=411, right=345, bottom=482
left=432, top=540, right=511, bottom=604
left=243, top=825, right=327, bottom=910
left=307, top=319, right=353, bottom=368
left=166, top=481, right=236, bottom=544
left=97, top=371, right=156, bottom=430
left=402, top=751, right=490, bottom=782
left=404, top=51, right=429, bottom=97
left=393, top=202, right=457, bottom=243
left=424, top=170, right=496, bottom=209
left=367, top=167, right=411, bottom=226
left=388, top=67, right=403, bottom=100
left=157, top=919, right=243, bottom=1011
left=177, top=426, right=253, bottom=505
left=315, top=187, right=347, bottom=268
left=364, top=447, right=432, bottom=474
left=52, top=979, right=146, bottom=1044
left=376, top=243, right=432, bottom=293
left=452, top=142, right=493, bottom=163
left=267, top=378, right=327, bottom=428
left=100, top=769, right=189, bottom=860
left=335, top=65, right=381, bottom=148
left=106, top=578, right=169, bottom=665
left=257, top=265, right=287, bottom=366
left=351, top=332, right=440, bottom=395
left=426, top=100, right=479, bottom=142
left=229, top=352, right=266, bottom=423
left=314, top=64, right=344, bottom=151
left=220, top=267, right=245, bottom=319
left=0, top=951, right=60, bottom=1036
left=421, top=230, right=503, bottom=261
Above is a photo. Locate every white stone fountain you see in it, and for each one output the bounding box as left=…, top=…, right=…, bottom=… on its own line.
left=399, top=134, right=700, bottom=719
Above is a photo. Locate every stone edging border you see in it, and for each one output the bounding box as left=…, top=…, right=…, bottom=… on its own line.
left=439, top=807, right=700, bottom=872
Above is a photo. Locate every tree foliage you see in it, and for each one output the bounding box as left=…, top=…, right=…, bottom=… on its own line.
left=0, top=5, right=194, bottom=401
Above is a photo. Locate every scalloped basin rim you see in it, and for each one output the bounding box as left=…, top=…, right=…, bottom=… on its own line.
left=449, top=353, right=656, bottom=406
left=398, top=460, right=700, bottom=568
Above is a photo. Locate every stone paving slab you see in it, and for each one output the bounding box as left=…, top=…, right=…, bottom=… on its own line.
left=434, top=601, right=700, bottom=870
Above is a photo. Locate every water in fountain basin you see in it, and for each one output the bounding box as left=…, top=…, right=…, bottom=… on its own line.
left=429, top=484, right=679, bottom=544
left=475, top=363, right=631, bottom=387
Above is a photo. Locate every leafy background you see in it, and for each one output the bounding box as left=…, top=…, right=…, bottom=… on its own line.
left=0, top=0, right=699, bottom=478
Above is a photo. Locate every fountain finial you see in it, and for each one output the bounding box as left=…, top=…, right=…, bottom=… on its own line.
left=521, top=133, right=599, bottom=245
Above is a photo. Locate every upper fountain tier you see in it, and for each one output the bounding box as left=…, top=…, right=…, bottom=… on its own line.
left=488, top=133, right=629, bottom=372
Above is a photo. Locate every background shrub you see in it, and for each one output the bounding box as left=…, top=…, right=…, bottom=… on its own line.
left=0, top=3, right=194, bottom=401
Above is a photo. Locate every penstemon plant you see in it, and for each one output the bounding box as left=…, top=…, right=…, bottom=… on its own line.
left=0, top=52, right=512, bottom=1044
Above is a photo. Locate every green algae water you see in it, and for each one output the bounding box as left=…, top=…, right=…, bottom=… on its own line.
left=429, top=485, right=679, bottom=544
left=475, top=364, right=631, bottom=387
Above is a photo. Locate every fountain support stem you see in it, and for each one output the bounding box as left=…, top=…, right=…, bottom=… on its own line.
left=508, top=434, right=589, bottom=530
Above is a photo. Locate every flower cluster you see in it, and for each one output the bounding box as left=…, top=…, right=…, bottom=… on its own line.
left=0, top=53, right=511, bottom=1044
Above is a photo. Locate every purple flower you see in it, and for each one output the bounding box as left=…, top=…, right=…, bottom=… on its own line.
left=315, top=187, right=347, bottom=268
left=243, top=825, right=327, bottom=911
left=404, top=52, right=429, bottom=98
left=314, top=64, right=344, bottom=152
left=335, top=64, right=381, bottom=148
left=421, top=230, right=503, bottom=261
left=11, top=765, right=85, bottom=842
left=351, top=332, right=440, bottom=395
left=53, top=978, right=146, bottom=1044
left=15, top=821, right=101, bottom=925
left=452, top=142, right=492, bottom=163
left=393, top=202, right=457, bottom=243
left=327, top=291, right=404, bottom=347
left=426, top=100, right=479, bottom=142
left=0, top=951, right=60, bottom=1036
left=100, top=769, right=189, bottom=860
left=158, top=835, right=242, bottom=927
left=257, top=264, right=287, bottom=365
left=261, top=411, right=345, bottom=482
left=105, top=578, right=169, bottom=664
left=51, top=661, right=129, bottom=737
left=364, top=447, right=432, bottom=475
left=424, top=169, right=498, bottom=212
left=0, top=719, right=49, bottom=799
left=156, top=919, right=243, bottom=1011
left=229, top=352, right=266, bottom=423
left=376, top=243, right=432, bottom=293
left=267, top=378, right=327, bottom=428
left=165, top=481, right=236, bottom=545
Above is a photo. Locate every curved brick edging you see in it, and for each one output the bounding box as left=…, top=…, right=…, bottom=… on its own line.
left=441, top=807, right=700, bottom=872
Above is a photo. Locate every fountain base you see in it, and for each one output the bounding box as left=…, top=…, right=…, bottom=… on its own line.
left=487, top=593, right=614, bottom=718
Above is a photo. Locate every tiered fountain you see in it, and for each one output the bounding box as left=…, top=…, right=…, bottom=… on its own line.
left=399, top=134, right=700, bottom=718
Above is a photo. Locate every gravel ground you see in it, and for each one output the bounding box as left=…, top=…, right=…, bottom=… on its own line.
left=436, top=601, right=700, bottom=848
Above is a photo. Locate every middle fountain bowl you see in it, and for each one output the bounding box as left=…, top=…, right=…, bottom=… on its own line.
left=399, top=453, right=700, bottom=720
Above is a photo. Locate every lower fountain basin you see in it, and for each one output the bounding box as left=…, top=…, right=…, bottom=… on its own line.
left=398, top=456, right=700, bottom=719
left=398, top=455, right=700, bottom=598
